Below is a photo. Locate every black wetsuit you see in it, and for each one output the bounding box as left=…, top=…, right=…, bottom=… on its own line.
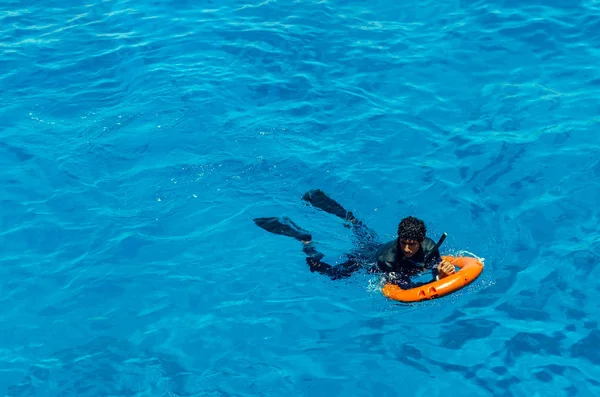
left=254, top=189, right=443, bottom=286
left=374, top=237, right=441, bottom=287
left=302, top=219, right=380, bottom=280
left=305, top=221, right=441, bottom=287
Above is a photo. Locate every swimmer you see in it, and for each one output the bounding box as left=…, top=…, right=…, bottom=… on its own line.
left=254, top=189, right=456, bottom=287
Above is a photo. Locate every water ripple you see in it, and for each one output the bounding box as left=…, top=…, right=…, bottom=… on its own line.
left=2, top=0, right=600, bottom=395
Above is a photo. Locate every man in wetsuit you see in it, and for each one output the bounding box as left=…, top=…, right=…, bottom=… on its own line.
left=254, top=189, right=456, bottom=286
left=374, top=216, right=456, bottom=286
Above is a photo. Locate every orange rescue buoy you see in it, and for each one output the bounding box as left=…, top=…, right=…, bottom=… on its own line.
left=382, top=255, right=484, bottom=303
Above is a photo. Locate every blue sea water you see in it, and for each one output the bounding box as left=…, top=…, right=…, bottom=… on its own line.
left=1, top=0, right=600, bottom=395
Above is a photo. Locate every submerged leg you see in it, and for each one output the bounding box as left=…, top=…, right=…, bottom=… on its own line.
left=302, top=189, right=354, bottom=221
left=253, top=192, right=378, bottom=280
left=302, top=243, right=362, bottom=280
left=302, top=188, right=380, bottom=249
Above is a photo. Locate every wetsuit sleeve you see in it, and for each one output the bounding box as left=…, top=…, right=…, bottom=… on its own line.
left=375, top=240, right=396, bottom=273
left=377, top=258, right=394, bottom=272
left=383, top=271, right=413, bottom=287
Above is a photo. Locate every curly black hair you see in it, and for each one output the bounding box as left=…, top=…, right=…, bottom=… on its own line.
left=397, top=216, right=426, bottom=242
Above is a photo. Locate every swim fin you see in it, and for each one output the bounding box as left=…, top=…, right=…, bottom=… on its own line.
left=302, top=189, right=357, bottom=222
left=253, top=217, right=312, bottom=242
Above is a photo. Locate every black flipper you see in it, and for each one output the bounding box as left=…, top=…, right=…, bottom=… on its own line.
left=253, top=216, right=312, bottom=242
left=301, top=189, right=356, bottom=222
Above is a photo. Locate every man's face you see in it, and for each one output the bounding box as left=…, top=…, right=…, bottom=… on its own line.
left=399, top=239, right=420, bottom=258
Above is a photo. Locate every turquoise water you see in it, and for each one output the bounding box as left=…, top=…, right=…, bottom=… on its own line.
left=2, top=0, right=600, bottom=396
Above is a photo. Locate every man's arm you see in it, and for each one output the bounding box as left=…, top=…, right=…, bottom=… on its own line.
left=426, top=249, right=456, bottom=280
left=422, top=235, right=456, bottom=280
left=375, top=240, right=396, bottom=272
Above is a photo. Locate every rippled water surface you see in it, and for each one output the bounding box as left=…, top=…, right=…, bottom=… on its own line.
left=2, top=0, right=600, bottom=396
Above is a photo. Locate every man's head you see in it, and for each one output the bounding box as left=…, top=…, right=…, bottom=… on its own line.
left=397, top=216, right=426, bottom=258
